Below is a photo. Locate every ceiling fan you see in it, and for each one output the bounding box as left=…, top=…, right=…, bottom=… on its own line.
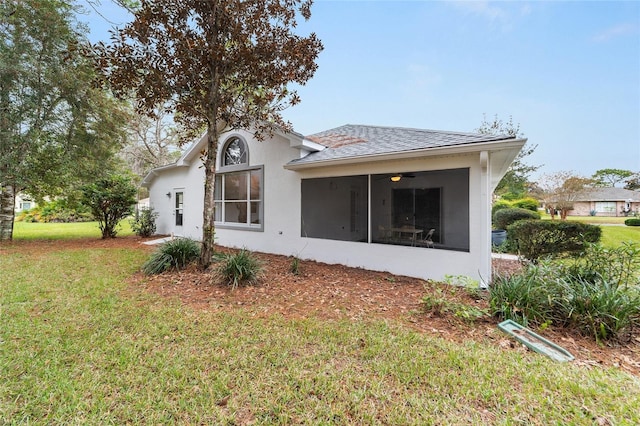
left=390, top=173, right=416, bottom=182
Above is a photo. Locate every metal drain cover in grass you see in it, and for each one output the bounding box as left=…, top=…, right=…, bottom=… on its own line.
left=498, top=319, right=574, bottom=362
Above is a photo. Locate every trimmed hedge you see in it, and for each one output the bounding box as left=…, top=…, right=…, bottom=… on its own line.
left=510, top=197, right=539, bottom=212
left=493, top=207, right=540, bottom=230
left=507, top=220, right=601, bottom=262
left=625, top=218, right=640, bottom=227
left=491, top=200, right=512, bottom=217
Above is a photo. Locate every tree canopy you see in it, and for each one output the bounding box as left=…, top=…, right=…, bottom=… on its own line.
left=119, top=107, right=182, bottom=183
left=0, top=0, right=129, bottom=240
left=475, top=114, right=539, bottom=198
left=591, top=168, right=635, bottom=188
left=99, top=0, right=323, bottom=266
left=624, top=173, right=640, bottom=190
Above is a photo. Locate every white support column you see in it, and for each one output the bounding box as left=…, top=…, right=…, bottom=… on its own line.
left=367, top=174, right=372, bottom=243
left=479, top=151, right=491, bottom=288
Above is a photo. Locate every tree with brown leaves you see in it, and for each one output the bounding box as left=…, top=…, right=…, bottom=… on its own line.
left=539, top=171, right=593, bottom=220
left=98, top=0, right=323, bottom=267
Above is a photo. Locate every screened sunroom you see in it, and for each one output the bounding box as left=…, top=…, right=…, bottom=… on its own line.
left=300, top=168, right=470, bottom=251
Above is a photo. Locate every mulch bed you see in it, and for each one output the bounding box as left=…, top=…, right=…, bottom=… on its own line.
left=6, top=235, right=639, bottom=377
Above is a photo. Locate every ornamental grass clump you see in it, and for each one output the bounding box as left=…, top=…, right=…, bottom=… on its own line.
left=142, top=238, right=201, bottom=275
left=215, top=249, right=264, bottom=289
left=490, top=244, right=640, bottom=342
left=558, top=278, right=640, bottom=343
left=489, top=267, right=556, bottom=327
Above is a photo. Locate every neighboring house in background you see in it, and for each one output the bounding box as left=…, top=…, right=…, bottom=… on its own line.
left=142, top=124, right=524, bottom=284
left=14, top=193, right=35, bottom=212
left=137, top=197, right=150, bottom=212
left=568, top=188, right=640, bottom=217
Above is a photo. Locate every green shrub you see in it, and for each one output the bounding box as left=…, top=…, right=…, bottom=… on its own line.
left=215, top=249, right=263, bottom=289
left=493, top=207, right=540, bottom=230
left=491, top=200, right=512, bottom=218
left=16, top=199, right=93, bottom=223
left=490, top=256, right=640, bottom=342
left=142, top=238, right=201, bottom=275
left=130, top=207, right=158, bottom=237
left=510, top=197, right=539, bottom=212
left=565, top=242, right=640, bottom=289
left=508, top=220, right=601, bottom=262
left=625, top=218, right=640, bottom=226
left=81, top=175, right=137, bottom=238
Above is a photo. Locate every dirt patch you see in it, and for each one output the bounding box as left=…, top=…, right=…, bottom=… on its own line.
left=137, top=245, right=639, bottom=377
left=7, top=236, right=639, bottom=377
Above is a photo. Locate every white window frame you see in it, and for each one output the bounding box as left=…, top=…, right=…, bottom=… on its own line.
left=594, top=201, right=616, bottom=214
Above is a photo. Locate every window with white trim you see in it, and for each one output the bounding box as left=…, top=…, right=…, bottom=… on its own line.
left=595, top=201, right=616, bottom=214
left=214, top=137, right=263, bottom=230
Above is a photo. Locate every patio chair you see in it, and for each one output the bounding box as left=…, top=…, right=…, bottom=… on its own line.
left=378, top=225, right=393, bottom=243
left=423, top=228, right=435, bottom=248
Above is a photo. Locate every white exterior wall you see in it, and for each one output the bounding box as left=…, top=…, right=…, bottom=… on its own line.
left=148, top=164, right=205, bottom=239
left=14, top=193, right=36, bottom=212
left=147, top=130, right=497, bottom=285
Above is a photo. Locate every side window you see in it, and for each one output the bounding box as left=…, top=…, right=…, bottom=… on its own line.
left=175, top=191, right=184, bottom=226
left=214, top=169, right=263, bottom=228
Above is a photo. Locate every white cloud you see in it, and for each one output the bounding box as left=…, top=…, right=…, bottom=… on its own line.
left=520, top=3, right=532, bottom=17
left=448, top=0, right=533, bottom=32
left=592, top=23, right=638, bottom=42
left=452, top=0, right=508, bottom=21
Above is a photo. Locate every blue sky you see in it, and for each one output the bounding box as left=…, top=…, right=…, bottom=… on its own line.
left=85, top=1, right=640, bottom=181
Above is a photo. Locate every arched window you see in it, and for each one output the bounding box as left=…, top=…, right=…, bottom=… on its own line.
left=222, top=137, right=248, bottom=167
left=215, top=135, right=263, bottom=230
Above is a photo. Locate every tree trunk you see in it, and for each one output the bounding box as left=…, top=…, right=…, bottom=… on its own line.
left=560, top=208, right=568, bottom=220
left=200, top=124, right=219, bottom=269
left=0, top=184, right=16, bottom=241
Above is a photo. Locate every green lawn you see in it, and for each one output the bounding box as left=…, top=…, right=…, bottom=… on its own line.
left=12, top=220, right=134, bottom=240
left=536, top=214, right=639, bottom=248
left=1, top=230, right=639, bottom=423
left=600, top=225, right=640, bottom=247
left=548, top=214, right=628, bottom=225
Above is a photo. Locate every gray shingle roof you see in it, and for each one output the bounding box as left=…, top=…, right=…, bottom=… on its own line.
left=287, top=124, right=516, bottom=166
left=573, top=187, right=640, bottom=202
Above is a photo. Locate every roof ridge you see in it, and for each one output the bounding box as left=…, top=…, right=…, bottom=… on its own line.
left=307, top=123, right=515, bottom=139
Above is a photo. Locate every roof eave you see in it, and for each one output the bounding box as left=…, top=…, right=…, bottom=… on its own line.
left=140, top=162, right=188, bottom=187
left=283, top=138, right=526, bottom=170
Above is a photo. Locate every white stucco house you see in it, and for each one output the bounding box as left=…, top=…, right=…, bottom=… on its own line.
left=142, top=124, right=525, bottom=285
left=14, top=193, right=35, bottom=212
